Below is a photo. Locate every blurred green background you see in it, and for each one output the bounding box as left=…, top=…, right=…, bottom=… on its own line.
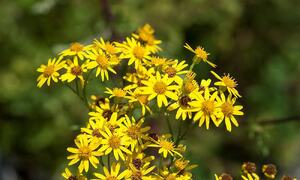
left=0, top=0, right=299, bottom=179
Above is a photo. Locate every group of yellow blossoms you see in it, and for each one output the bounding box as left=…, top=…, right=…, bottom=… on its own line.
left=36, top=24, right=295, bottom=179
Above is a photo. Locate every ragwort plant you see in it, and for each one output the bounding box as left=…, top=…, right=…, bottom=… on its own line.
left=36, top=24, right=296, bottom=180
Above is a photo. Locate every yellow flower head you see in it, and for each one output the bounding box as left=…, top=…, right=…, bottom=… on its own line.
left=168, top=94, right=193, bottom=120
left=60, top=42, right=92, bottom=60
left=99, top=126, right=132, bottom=161
left=217, top=93, right=244, bottom=132
left=211, top=71, right=241, bottom=98
left=93, top=38, right=120, bottom=55
left=36, top=57, right=65, bottom=87
left=105, top=87, right=127, bottom=99
left=148, top=135, right=182, bottom=158
left=262, top=164, right=277, bottom=179
left=215, top=173, right=233, bottom=180
left=139, top=71, right=179, bottom=107
left=117, top=38, right=151, bottom=69
left=62, top=168, right=87, bottom=180
left=67, top=134, right=102, bottom=173
left=163, top=60, right=189, bottom=84
left=184, top=43, right=216, bottom=67
left=86, top=48, right=117, bottom=81
left=60, top=56, right=88, bottom=85
left=189, top=90, right=222, bottom=129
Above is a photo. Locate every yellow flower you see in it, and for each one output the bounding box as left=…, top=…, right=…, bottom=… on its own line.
left=117, top=38, right=151, bottom=68
left=67, top=134, right=102, bottom=173
left=211, top=71, right=241, bottom=97
left=99, top=126, right=132, bottom=161
left=60, top=56, right=88, bottom=85
left=123, top=65, right=155, bottom=90
left=133, top=24, right=162, bottom=53
left=189, top=90, right=222, bottom=129
left=105, top=87, right=127, bottom=99
left=262, top=164, right=277, bottom=179
left=126, top=89, right=152, bottom=115
left=88, top=98, right=115, bottom=120
left=93, top=38, right=120, bottom=55
left=140, top=72, right=179, bottom=107
left=167, top=95, right=193, bottom=120
left=126, top=152, right=155, bottom=179
left=62, top=168, right=87, bottom=180
left=120, top=116, right=150, bottom=151
left=86, top=48, right=116, bottom=81
left=36, top=58, right=65, bottom=87
left=218, top=93, right=244, bottom=132
left=94, top=163, right=131, bottom=180
left=81, top=117, right=105, bottom=141
left=163, top=60, right=189, bottom=84
left=59, top=42, right=92, bottom=60
left=184, top=43, right=216, bottom=67
left=148, top=135, right=182, bottom=158
left=242, top=173, right=260, bottom=180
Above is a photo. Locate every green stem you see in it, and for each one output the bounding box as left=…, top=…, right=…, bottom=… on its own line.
left=107, top=154, right=111, bottom=167
left=99, top=157, right=104, bottom=166
left=166, top=114, right=174, bottom=141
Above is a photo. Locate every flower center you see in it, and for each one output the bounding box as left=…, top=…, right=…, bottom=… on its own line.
left=43, top=65, right=55, bottom=77
left=263, top=164, right=277, bottom=177
left=92, top=129, right=102, bottom=137
left=133, top=46, right=145, bottom=59
left=112, top=88, right=126, bottom=97
left=105, top=43, right=117, bottom=55
left=137, top=94, right=149, bottom=104
left=102, top=110, right=113, bottom=120
left=108, top=135, right=121, bottom=149
left=68, top=175, right=77, bottom=180
left=96, top=55, right=109, bottom=69
left=164, top=67, right=177, bottom=78
left=70, top=42, right=84, bottom=52
left=159, top=140, right=174, bottom=151
left=127, top=125, right=140, bottom=139
left=195, top=47, right=208, bottom=60
left=151, top=57, right=165, bottom=66
left=174, top=160, right=187, bottom=170
left=183, top=80, right=197, bottom=94
left=71, top=66, right=82, bottom=76
left=242, top=162, right=257, bottom=174
left=201, top=100, right=215, bottom=115
left=179, top=95, right=191, bottom=108
left=222, top=75, right=237, bottom=88
left=221, top=102, right=234, bottom=117
left=132, top=158, right=143, bottom=169
left=153, top=81, right=167, bottom=94
left=78, top=146, right=91, bottom=160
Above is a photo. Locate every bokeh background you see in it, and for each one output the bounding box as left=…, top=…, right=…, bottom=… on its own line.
left=0, top=0, right=300, bottom=179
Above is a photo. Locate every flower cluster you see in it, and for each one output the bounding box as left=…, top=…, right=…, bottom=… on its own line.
left=215, top=162, right=297, bottom=180
left=37, top=24, right=245, bottom=179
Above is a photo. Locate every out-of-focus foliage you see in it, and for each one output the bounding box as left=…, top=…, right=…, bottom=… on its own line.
left=0, top=0, right=299, bottom=179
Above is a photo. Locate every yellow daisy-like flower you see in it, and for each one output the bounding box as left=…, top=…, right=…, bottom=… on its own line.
left=67, top=134, right=102, bottom=173
left=120, top=116, right=150, bottom=151
left=242, top=173, right=260, bottom=180
left=217, top=93, right=244, bottom=132
left=262, top=164, right=277, bottom=179
left=86, top=48, right=116, bottom=81
left=163, top=60, right=189, bottom=84
left=117, top=38, right=151, bottom=69
left=62, top=168, right=87, bottom=180
left=126, top=89, right=152, bottom=115
left=36, top=57, right=65, bottom=88
left=59, top=42, right=91, bottom=60
left=88, top=98, right=115, bottom=120
left=105, top=87, right=127, bottom=99
left=211, top=71, right=241, bottom=98
left=167, top=95, right=193, bottom=120
left=189, top=90, right=222, bottom=129
left=148, top=135, right=182, bottom=158
left=93, top=38, right=120, bottom=55
left=99, top=127, right=132, bottom=161
left=81, top=117, right=105, bottom=141
left=140, top=72, right=179, bottom=107
left=133, top=24, right=162, bottom=53
left=60, top=56, right=88, bottom=85
left=94, top=163, right=131, bottom=180
left=184, top=43, right=216, bottom=68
